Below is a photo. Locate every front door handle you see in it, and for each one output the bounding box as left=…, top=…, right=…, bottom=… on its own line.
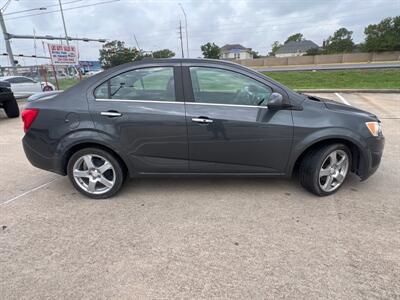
left=101, top=111, right=122, bottom=117
left=192, top=117, right=213, bottom=124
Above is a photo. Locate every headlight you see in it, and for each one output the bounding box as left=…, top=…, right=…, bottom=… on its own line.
left=365, top=121, right=382, bottom=137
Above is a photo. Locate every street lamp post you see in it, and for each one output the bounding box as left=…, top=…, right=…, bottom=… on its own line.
left=178, top=3, right=189, bottom=58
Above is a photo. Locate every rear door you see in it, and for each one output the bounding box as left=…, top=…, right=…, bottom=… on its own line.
left=88, top=62, right=189, bottom=174
left=183, top=64, right=293, bottom=174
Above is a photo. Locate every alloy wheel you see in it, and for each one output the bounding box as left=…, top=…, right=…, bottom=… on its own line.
left=72, top=154, right=115, bottom=195
left=318, top=150, right=349, bottom=193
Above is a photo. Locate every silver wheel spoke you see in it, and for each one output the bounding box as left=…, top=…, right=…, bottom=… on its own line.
left=319, top=168, right=331, bottom=177
left=336, top=173, right=345, bottom=183
left=87, top=179, right=97, bottom=193
left=323, top=175, right=334, bottom=189
left=73, top=169, right=90, bottom=178
left=83, top=155, right=94, bottom=169
left=337, top=156, right=347, bottom=168
left=329, top=152, right=337, bottom=166
left=98, top=161, right=112, bottom=174
left=99, top=176, right=113, bottom=188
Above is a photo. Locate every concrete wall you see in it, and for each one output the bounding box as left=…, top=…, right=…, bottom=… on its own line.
left=237, top=51, right=400, bottom=67
left=287, top=56, right=314, bottom=65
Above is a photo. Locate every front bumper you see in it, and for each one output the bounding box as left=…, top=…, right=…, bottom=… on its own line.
left=358, top=135, right=385, bottom=180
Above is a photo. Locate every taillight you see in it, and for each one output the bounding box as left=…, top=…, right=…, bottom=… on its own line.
left=21, top=109, right=39, bottom=133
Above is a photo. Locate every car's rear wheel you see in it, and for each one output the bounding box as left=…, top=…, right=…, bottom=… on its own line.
left=299, top=144, right=351, bottom=196
left=67, top=148, right=125, bottom=199
left=3, top=98, right=19, bottom=118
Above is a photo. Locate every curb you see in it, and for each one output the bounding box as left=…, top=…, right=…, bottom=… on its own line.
left=294, top=89, right=400, bottom=93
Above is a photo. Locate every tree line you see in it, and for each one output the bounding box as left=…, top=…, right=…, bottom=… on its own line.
left=99, top=16, right=399, bottom=67
left=201, top=16, right=399, bottom=58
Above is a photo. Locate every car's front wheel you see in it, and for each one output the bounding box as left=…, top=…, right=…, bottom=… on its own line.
left=42, top=85, right=53, bottom=92
left=299, top=144, right=351, bottom=196
left=67, top=148, right=125, bottom=199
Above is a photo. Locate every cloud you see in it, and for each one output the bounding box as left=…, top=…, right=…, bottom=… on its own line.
left=0, top=0, right=398, bottom=65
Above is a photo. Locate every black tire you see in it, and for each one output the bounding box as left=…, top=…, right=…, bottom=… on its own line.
left=43, top=85, right=53, bottom=92
left=299, top=143, right=351, bottom=196
left=67, top=147, right=125, bottom=199
left=3, top=98, right=19, bottom=118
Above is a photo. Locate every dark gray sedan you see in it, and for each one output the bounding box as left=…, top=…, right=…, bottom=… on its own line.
left=21, top=59, right=384, bottom=199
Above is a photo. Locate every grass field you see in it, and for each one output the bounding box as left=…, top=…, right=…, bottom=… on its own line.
left=263, top=68, right=400, bottom=89
left=54, top=68, right=400, bottom=91
left=52, top=78, right=80, bottom=91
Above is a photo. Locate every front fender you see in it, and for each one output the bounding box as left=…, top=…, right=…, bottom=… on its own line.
left=286, top=127, right=368, bottom=175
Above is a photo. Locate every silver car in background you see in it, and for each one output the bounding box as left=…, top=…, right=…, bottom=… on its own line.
left=0, top=76, right=55, bottom=98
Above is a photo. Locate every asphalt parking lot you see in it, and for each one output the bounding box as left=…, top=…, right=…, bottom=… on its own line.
left=1, top=93, right=399, bottom=299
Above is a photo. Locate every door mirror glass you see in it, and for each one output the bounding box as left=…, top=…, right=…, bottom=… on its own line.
left=267, top=92, right=284, bottom=109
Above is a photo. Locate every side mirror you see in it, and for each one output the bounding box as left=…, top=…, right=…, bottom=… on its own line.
left=267, top=92, right=284, bottom=110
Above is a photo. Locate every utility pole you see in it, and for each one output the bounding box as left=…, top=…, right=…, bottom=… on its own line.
left=0, top=9, right=16, bottom=71
left=58, top=0, right=69, bottom=45
left=179, top=3, right=189, bottom=58
left=133, top=33, right=141, bottom=54
left=179, top=20, right=184, bottom=58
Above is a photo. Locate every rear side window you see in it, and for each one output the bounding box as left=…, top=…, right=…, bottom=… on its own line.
left=18, top=77, right=34, bottom=83
left=94, top=67, right=175, bottom=101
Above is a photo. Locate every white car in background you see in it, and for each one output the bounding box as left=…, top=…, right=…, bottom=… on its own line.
left=0, top=76, right=55, bottom=98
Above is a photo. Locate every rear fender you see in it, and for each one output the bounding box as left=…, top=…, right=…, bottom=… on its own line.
left=56, top=130, right=134, bottom=176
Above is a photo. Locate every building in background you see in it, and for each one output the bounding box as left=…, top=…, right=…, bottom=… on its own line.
left=220, top=44, right=253, bottom=60
left=275, top=40, right=319, bottom=57
left=78, top=61, right=102, bottom=74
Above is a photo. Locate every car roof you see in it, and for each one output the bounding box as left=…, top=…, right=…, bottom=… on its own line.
left=0, top=75, right=29, bottom=79
left=117, top=58, right=240, bottom=67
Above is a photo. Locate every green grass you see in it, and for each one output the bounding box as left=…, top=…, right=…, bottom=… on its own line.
left=51, top=78, right=80, bottom=91
left=52, top=68, right=400, bottom=91
left=262, top=69, right=400, bottom=89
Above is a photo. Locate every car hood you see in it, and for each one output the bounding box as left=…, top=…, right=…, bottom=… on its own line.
left=307, top=94, right=379, bottom=120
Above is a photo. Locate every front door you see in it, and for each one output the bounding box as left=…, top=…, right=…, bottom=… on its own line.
left=184, top=66, right=293, bottom=174
left=88, top=64, right=188, bottom=174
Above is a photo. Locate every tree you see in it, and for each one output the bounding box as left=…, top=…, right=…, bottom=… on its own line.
left=99, top=40, right=140, bottom=68
left=284, top=33, right=304, bottom=44
left=305, top=47, right=324, bottom=56
left=152, top=49, right=175, bottom=58
left=201, top=42, right=220, bottom=59
left=361, top=16, right=400, bottom=52
left=325, top=28, right=354, bottom=53
left=268, top=41, right=282, bottom=56
left=251, top=50, right=261, bottom=58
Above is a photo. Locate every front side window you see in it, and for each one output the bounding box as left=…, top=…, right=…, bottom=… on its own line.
left=94, top=67, right=175, bottom=101
left=189, top=67, right=272, bottom=106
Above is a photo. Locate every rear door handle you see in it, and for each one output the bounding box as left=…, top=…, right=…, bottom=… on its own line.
left=101, top=111, right=122, bottom=117
left=192, top=117, right=213, bottom=124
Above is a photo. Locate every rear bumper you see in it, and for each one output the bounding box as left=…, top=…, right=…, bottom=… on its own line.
left=22, top=136, right=65, bottom=176
left=358, top=136, right=385, bottom=180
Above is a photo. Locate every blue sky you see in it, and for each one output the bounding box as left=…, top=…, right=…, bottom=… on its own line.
left=1, top=0, right=399, bottom=66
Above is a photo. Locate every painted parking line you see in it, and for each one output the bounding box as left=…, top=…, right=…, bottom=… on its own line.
left=0, top=178, right=58, bottom=206
left=335, top=92, right=352, bottom=106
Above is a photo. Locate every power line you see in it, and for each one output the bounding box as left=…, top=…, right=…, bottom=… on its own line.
left=5, top=0, right=120, bottom=20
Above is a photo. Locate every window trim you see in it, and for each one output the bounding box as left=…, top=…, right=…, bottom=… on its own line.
left=93, top=66, right=178, bottom=102
left=187, top=66, right=273, bottom=107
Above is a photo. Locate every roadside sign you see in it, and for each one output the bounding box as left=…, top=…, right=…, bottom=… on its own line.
left=47, top=43, right=78, bottom=65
